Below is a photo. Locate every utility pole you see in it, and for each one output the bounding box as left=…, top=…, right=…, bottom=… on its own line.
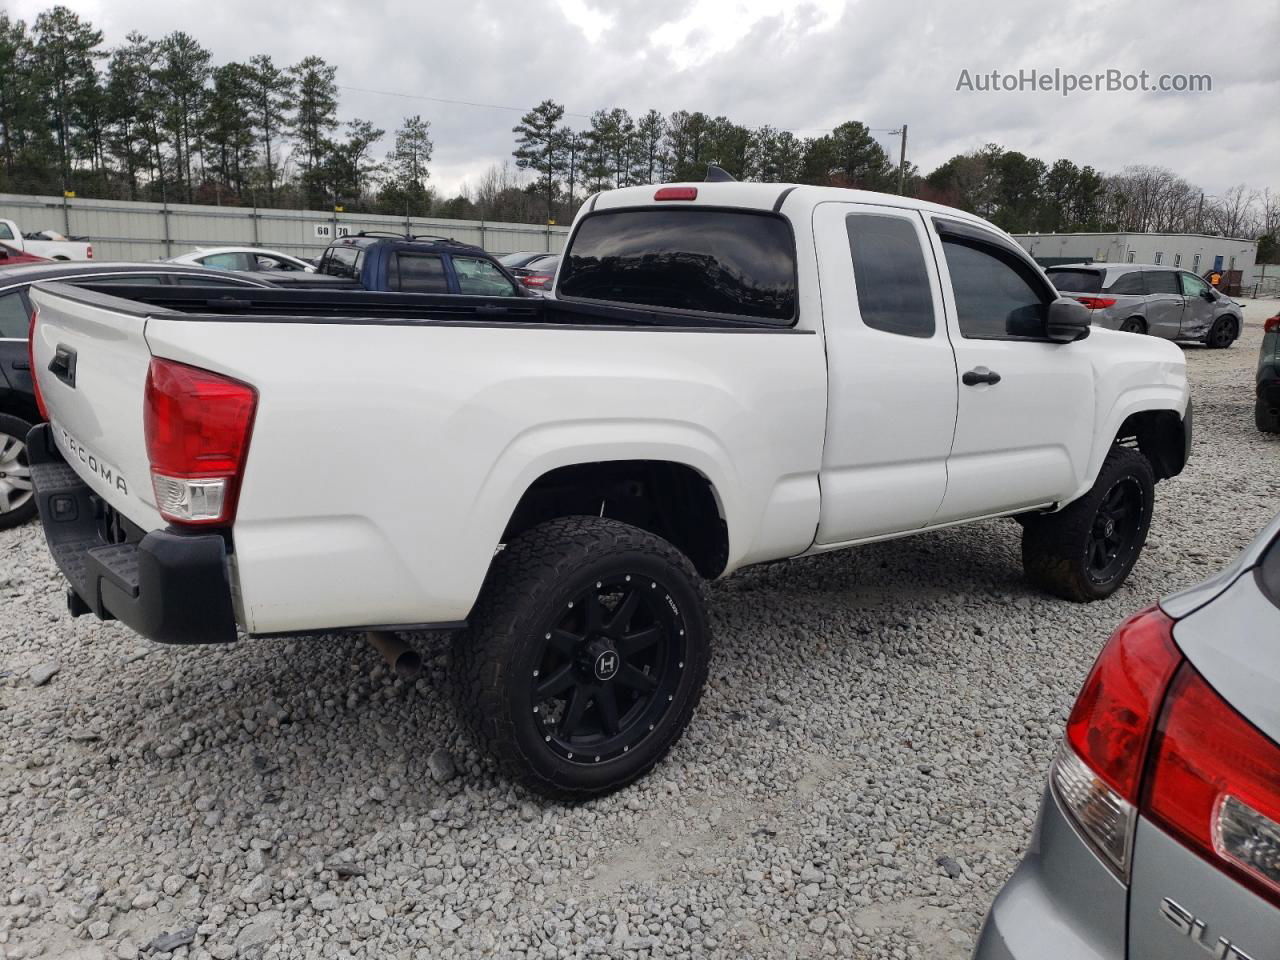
left=893, top=124, right=909, bottom=195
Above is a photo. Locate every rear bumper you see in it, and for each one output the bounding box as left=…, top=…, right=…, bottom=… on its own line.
left=27, top=423, right=238, bottom=644
left=972, top=785, right=1126, bottom=960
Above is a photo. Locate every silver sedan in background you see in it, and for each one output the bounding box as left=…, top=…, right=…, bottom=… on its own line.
left=1047, top=263, right=1244, bottom=348
left=973, top=513, right=1280, bottom=960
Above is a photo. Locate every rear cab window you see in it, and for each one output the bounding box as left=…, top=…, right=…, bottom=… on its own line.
left=557, top=208, right=797, bottom=324
left=1046, top=269, right=1103, bottom=294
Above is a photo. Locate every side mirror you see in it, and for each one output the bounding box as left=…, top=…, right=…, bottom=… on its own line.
left=1202, top=288, right=1217, bottom=301
left=1045, top=296, right=1091, bottom=342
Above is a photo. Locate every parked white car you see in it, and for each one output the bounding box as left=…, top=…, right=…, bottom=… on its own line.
left=27, top=180, right=1192, bottom=798
left=165, top=246, right=315, bottom=273
left=0, top=219, right=92, bottom=260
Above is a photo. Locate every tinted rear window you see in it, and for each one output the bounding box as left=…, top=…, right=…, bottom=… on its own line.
left=1046, top=269, right=1103, bottom=293
left=558, top=209, right=796, bottom=323
left=1145, top=270, right=1180, bottom=295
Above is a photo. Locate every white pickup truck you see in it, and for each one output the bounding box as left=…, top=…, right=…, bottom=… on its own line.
left=0, top=218, right=93, bottom=260
left=25, top=181, right=1191, bottom=797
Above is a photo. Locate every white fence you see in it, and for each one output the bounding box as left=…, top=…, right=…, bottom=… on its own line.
left=0, top=193, right=571, bottom=262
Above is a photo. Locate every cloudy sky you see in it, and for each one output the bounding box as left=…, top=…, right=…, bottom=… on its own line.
left=12, top=0, right=1279, bottom=197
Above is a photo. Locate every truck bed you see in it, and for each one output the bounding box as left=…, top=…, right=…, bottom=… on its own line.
left=67, top=282, right=785, bottom=328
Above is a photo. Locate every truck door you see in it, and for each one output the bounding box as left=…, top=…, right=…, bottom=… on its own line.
left=811, top=202, right=958, bottom=543
left=927, top=216, right=1095, bottom=523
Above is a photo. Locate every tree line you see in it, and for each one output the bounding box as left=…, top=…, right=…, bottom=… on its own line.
left=0, top=6, right=432, bottom=215
left=1, top=6, right=1276, bottom=260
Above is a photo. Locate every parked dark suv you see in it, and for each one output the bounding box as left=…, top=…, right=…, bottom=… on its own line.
left=315, top=233, right=524, bottom=297
left=1047, top=263, right=1243, bottom=348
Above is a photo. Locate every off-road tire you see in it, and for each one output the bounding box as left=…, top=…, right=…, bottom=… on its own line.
left=453, top=516, right=710, bottom=800
left=1021, top=446, right=1155, bottom=602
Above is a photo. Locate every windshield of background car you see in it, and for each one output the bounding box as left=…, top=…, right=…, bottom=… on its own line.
left=1046, top=268, right=1103, bottom=293
left=557, top=208, right=797, bottom=324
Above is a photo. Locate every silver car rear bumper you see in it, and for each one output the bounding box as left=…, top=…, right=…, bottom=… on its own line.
left=972, top=784, right=1126, bottom=960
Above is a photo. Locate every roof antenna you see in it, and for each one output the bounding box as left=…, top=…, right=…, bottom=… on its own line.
left=705, top=164, right=736, bottom=183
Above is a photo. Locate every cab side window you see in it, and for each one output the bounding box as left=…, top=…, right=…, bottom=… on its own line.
left=845, top=214, right=935, bottom=338
left=941, top=237, right=1049, bottom=339
left=452, top=256, right=518, bottom=297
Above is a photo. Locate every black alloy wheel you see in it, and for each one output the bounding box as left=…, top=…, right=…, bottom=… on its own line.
left=1085, top=477, right=1145, bottom=585
left=528, top=573, right=686, bottom=764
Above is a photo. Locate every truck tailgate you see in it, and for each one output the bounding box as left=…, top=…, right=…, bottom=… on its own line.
left=29, top=284, right=163, bottom=530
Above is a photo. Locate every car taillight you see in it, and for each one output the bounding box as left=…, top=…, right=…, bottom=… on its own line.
left=143, top=357, right=257, bottom=526
left=87, top=244, right=93, bottom=260
left=28, top=305, right=49, bottom=421
left=1054, top=607, right=1182, bottom=874
left=520, top=275, right=550, bottom=287
left=1265, top=314, right=1280, bottom=334
left=654, top=187, right=697, bottom=201
left=1075, top=296, right=1117, bottom=310
left=1144, top=665, right=1280, bottom=909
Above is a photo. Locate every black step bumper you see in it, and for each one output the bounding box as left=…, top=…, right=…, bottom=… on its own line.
left=27, top=423, right=238, bottom=644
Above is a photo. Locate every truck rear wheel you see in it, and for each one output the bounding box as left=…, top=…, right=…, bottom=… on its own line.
left=1021, top=446, right=1155, bottom=601
left=453, top=516, right=710, bottom=799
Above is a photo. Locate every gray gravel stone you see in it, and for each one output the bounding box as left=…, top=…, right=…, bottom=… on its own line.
left=28, top=662, right=60, bottom=686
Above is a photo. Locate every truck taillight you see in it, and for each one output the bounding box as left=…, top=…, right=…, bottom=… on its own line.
left=1054, top=607, right=1182, bottom=874
left=28, top=305, right=49, bottom=421
left=1145, top=665, right=1280, bottom=909
left=143, top=357, right=257, bottom=526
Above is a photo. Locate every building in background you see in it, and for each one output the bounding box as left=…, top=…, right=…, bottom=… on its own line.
left=1015, top=231, right=1257, bottom=280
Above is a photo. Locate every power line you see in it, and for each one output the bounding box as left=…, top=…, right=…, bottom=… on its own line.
left=337, top=84, right=592, bottom=120
left=339, top=83, right=899, bottom=138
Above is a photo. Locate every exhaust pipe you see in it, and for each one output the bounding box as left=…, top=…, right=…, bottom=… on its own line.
left=365, top=631, right=422, bottom=680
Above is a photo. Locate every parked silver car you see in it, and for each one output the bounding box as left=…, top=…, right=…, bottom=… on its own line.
left=1047, top=263, right=1244, bottom=348
left=973, top=513, right=1280, bottom=960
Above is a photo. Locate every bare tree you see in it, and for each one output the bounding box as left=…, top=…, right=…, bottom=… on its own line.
left=1207, top=184, right=1260, bottom=238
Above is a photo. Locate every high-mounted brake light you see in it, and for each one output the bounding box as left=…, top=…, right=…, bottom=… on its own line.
left=655, top=187, right=697, bottom=201
left=1144, top=665, right=1280, bottom=909
left=1053, top=607, right=1182, bottom=874
left=1075, top=296, right=1117, bottom=310
left=144, top=358, right=257, bottom=526
left=27, top=305, right=48, bottom=421
left=1265, top=313, right=1280, bottom=334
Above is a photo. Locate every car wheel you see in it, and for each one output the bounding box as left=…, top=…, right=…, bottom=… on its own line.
left=1207, top=317, right=1237, bottom=349
left=0, top=413, right=37, bottom=531
left=1119, top=317, right=1146, bottom=335
left=1257, top=398, right=1280, bottom=434
left=1021, top=446, right=1155, bottom=602
left=453, top=515, right=710, bottom=799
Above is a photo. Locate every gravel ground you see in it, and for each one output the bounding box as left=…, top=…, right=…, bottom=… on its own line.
left=2, top=301, right=1278, bottom=960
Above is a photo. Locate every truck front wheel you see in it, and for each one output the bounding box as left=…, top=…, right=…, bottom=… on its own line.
left=1021, top=446, right=1155, bottom=601
left=453, top=516, right=710, bottom=799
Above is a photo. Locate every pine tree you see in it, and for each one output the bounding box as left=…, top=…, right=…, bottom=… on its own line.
left=247, top=54, right=294, bottom=203
left=289, top=55, right=338, bottom=208
left=158, top=32, right=211, bottom=202
left=32, top=5, right=104, bottom=192
left=512, top=100, right=565, bottom=223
